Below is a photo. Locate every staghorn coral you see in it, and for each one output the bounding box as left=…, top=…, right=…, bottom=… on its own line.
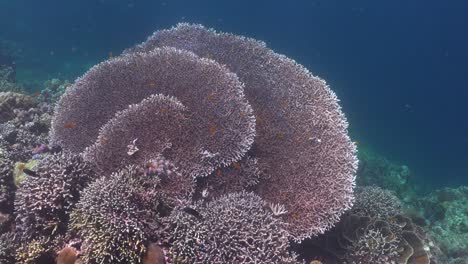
left=51, top=47, right=256, bottom=179
left=124, top=23, right=358, bottom=240
left=70, top=165, right=167, bottom=264
left=14, top=153, right=96, bottom=242
left=167, top=191, right=298, bottom=263
left=352, top=186, right=402, bottom=219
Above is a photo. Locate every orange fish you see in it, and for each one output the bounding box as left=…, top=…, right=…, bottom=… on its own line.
left=99, top=136, right=108, bottom=145
left=17, top=163, right=26, bottom=171
left=276, top=133, right=284, bottom=139
left=207, top=92, right=216, bottom=101
left=159, top=108, right=168, bottom=113
left=216, top=169, right=222, bottom=177
left=231, top=162, right=241, bottom=170
left=64, top=122, right=77, bottom=129
left=149, top=82, right=156, bottom=88
left=209, top=124, right=216, bottom=136
left=31, top=91, right=41, bottom=97
left=108, top=51, right=113, bottom=58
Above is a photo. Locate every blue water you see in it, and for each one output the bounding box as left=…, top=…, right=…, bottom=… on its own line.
left=1, top=0, right=467, bottom=188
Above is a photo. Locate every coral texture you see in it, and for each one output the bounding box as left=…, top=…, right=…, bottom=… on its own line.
left=70, top=165, right=167, bottom=264
left=14, top=153, right=96, bottom=242
left=0, top=92, right=37, bottom=123
left=352, top=186, right=402, bottom=219
left=124, top=23, right=358, bottom=240
left=51, top=47, right=255, bottom=179
left=0, top=157, right=14, bottom=215
left=0, top=232, right=15, bottom=263
left=193, top=154, right=262, bottom=201
left=414, top=186, right=468, bottom=258
left=167, top=191, right=298, bottom=263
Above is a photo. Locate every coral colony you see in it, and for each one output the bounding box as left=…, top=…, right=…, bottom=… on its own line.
left=0, top=24, right=447, bottom=263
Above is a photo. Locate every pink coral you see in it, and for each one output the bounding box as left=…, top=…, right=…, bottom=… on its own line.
left=126, top=23, right=358, bottom=240
left=51, top=47, right=255, bottom=178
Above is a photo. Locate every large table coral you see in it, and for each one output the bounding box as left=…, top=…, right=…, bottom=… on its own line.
left=50, top=23, right=357, bottom=242
left=42, top=23, right=358, bottom=263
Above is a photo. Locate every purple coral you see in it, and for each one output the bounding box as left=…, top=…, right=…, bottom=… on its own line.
left=125, top=23, right=358, bottom=240
left=167, top=191, right=298, bottom=263
left=352, top=186, right=402, bottom=219
left=14, top=153, right=96, bottom=242
left=51, top=47, right=255, bottom=178
left=70, top=165, right=166, bottom=264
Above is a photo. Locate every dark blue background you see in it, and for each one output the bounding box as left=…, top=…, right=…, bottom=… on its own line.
left=1, top=0, right=467, bottom=188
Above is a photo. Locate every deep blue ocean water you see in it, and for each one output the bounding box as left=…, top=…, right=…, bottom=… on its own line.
left=1, top=0, right=467, bottom=189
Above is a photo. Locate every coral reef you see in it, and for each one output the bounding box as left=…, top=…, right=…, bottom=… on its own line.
left=352, top=186, right=402, bottom=219
left=52, top=23, right=357, bottom=241
left=0, top=156, right=14, bottom=215
left=50, top=48, right=256, bottom=178
left=356, top=147, right=416, bottom=201
left=295, top=186, right=441, bottom=263
left=192, top=154, right=263, bottom=201
left=0, top=92, right=37, bottom=123
left=166, top=191, right=298, bottom=263
left=411, top=186, right=468, bottom=258
left=39, top=79, right=71, bottom=104
left=14, top=153, right=96, bottom=243
left=70, top=165, right=167, bottom=264
left=0, top=23, right=361, bottom=263
left=0, top=232, right=16, bottom=263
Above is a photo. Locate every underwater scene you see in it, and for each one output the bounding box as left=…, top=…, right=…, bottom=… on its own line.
left=0, top=0, right=467, bottom=263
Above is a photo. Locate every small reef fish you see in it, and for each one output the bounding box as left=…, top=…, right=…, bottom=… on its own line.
left=209, top=124, right=216, bottom=136
left=32, top=144, right=48, bottom=154
left=63, top=122, right=77, bottom=129
left=231, top=162, right=241, bottom=170
left=17, top=163, right=26, bottom=171
left=143, top=243, right=166, bottom=264
left=23, top=168, right=38, bottom=177
left=182, top=207, right=203, bottom=220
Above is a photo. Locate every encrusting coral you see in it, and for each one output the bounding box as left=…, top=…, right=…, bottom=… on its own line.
left=51, top=23, right=357, bottom=241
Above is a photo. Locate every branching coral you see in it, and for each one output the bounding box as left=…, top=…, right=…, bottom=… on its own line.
left=352, top=186, right=402, bottom=219
left=0, top=92, right=37, bottom=123
left=167, top=191, right=298, bottom=263
left=14, top=153, right=96, bottom=242
left=193, top=154, right=262, bottom=201
left=0, top=157, right=14, bottom=215
left=123, top=23, right=357, bottom=240
left=0, top=232, right=15, bottom=263
left=51, top=47, right=256, bottom=179
left=70, top=165, right=167, bottom=264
